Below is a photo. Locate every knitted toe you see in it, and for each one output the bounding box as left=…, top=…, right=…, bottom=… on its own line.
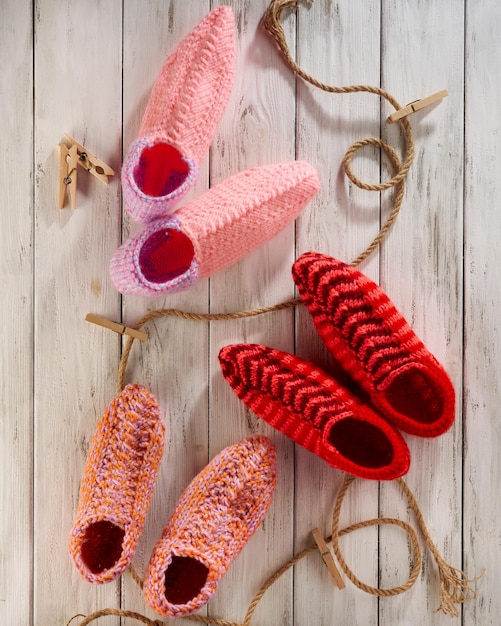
left=178, top=160, right=320, bottom=280
left=219, top=344, right=410, bottom=480
left=68, top=384, right=165, bottom=583
left=292, top=252, right=455, bottom=437
left=139, top=6, right=236, bottom=162
left=143, top=435, right=276, bottom=616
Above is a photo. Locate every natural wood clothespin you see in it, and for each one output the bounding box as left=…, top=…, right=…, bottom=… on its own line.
left=387, top=89, right=448, bottom=123
left=59, top=143, right=79, bottom=209
left=58, top=134, right=114, bottom=208
left=86, top=313, right=148, bottom=342
left=311, top=528, right=345, bottom=589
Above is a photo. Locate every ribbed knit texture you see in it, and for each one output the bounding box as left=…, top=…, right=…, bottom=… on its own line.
left=69, top=384, right=165, bottom=583
left=219, top=344, right=410, bottom=480
left=122, top=6, right=236, bottom=222
left=143, top=436, right=276, bottom=617
left=110, top=161, right=320, bottom=296
left=292, top=252, right=455, bottom=437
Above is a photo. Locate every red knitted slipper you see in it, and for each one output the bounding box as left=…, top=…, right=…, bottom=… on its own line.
left=68, top=384, right=165, bottom=583
left=292, top=252, right=455, bottom=437
left=218, top=344, right=410, bottom=480
left=142, top=435, right=276, bottom=617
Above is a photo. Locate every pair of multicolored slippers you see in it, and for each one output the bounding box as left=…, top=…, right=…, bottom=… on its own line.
left=220, top=251, right=456, bottom=481
left=69, top=383, right=277, bottom=617
left=109, top=6, right=320, bottom=296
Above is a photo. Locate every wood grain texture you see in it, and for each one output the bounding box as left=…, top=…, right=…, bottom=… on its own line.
left=120, top=4, right=212, bottom=623
left=0, top=1, right=33, bottom=624
left=379, top=1, right=464, bottom=623
left=33, top=0, right=123, bottom=623
left=1, top=1, right=499, bottom=625
left=294, top=1, right=383, bottom=623
left=207, top=2, right=297, bottom=623
left=463, top=2, right=501, bottom=624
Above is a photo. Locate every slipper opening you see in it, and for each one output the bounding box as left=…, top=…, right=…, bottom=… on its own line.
left=384, top=367, right=444, bottom=424
left=139, top=228, right=195, bottom=283
left=164, top=556, right=209, bottom=605
left=328, top=418, right=394, bottom=469
left=135, top=143, right=190, bottom=198
left=80, top=520, right=125, bottom=574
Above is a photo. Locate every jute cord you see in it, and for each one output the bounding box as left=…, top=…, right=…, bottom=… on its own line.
left=69, top=1, right=478, bottom=624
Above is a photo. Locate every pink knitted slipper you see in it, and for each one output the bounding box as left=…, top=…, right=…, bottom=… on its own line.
left=122, top=7, right=236, bottom=223
left=110, top=161, right=320, bottom=296
left=292, top=252, right=456, bottom=437
left=219, top=344, right=410, bottom=480
left=142, top=435, right=277, bottom=617
left=68, top=384, right=165, bottom=583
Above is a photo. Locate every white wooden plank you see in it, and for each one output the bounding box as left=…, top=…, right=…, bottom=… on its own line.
left=379, top=1, right=464, bottom=623
left=208, top=1, right=297, bottom=624
left=0, top=2, right=33, bottom=624
left=294, top=1, right=382, bottom=623
left=34, top=1, right=123, bottom=624
left=464, top=2, right=501, bottom=624
left=119, top=3, right=212, bottom=624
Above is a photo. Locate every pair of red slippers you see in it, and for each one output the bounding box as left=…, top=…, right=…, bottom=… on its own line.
left=219, top=252, right=456, bottom=481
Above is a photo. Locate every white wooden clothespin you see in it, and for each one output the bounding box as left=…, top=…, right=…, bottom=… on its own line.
left=85, top=313, right=149, bottom=342
left=387, top=89, right=448, bottom=123
left=58, top=134, right=115, bottom=209
left=311, top=528, right=346, bottom=590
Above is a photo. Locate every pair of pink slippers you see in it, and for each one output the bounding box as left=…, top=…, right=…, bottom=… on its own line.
left=110, top=7, right=320, bottom=296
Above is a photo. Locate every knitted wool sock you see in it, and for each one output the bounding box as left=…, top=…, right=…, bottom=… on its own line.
left=218, top=344, right=410, bottom=480
left=110, top=161, right=320, bottom=296
left=122, top=6, right=236, bottom=223
left=68, top=384, right=165, bottom=583
left=142, top=435, right=276, bottom=617
left=292, top=252, right=455, bottom=437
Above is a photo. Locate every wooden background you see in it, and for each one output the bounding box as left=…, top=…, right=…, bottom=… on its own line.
left=1, top=0, right=499, bottom=624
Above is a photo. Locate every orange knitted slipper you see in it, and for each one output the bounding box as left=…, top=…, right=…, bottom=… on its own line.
left=69, top=384, right=165, bottom=583
left=143, top=435, right=277, bottom=617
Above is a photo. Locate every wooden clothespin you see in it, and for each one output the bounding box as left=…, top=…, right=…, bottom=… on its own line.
left=387, top=89, right=448, bottom=123
left=59, top=143, right=79, bottom=209
left=85, top=313, right=148, bottom=342
left=311, top=528, right=345, bottom=590
left=58, top=134, right=115, bottom=208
